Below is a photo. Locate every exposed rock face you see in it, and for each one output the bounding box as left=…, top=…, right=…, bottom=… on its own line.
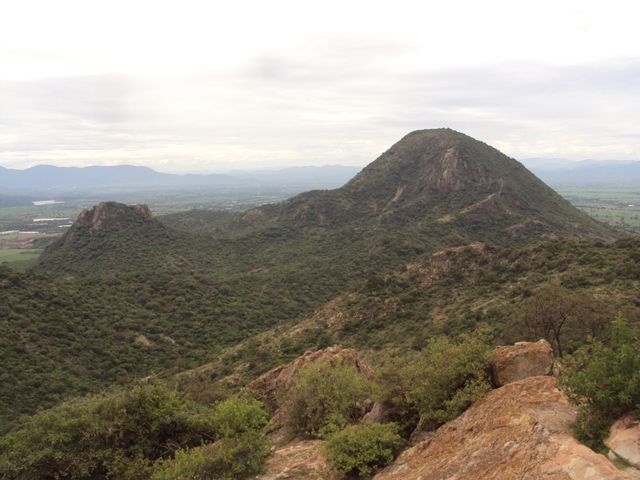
left=374, top=376, right=640, bottom=480
left=490, top=339, right=554, bottom=386
left=253, top=440, right=339, bottom=480
left=606, top=416, right=640, bottom=469
left=75, top=201, right=153, bottom=231
left=247, top=346, right=378, bottom=435
left=247, top=346, right=375, bottom=411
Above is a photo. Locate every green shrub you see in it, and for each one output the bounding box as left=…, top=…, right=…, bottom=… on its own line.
left=0, top=381, right=213, bottom=479
left=152, top=433, right=270, bottom=480
left=325, top=423, right=405, bottom=478
left=283, top=361, right=376, bottom=438
left=560, top=316, right=640, bottom=449
left=152, top=396, right=271, bottom=480
left=395, top=329, right=492, bottom=427
left=209, top=396, right=269, bottom=438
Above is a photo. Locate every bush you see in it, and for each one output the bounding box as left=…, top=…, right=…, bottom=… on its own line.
left=152, top=396, right=271, bottom=480
left=152, top=433, right=270, bottom=480
left=560, top=316, right=640, bottom=449
left=391, top=329, right=492, bottom=429
left=209, top=396, right=269, bottom=438
left=283, top=361, right=376, bottom=438
left=0, top=381, right=213, bottom=479
left=325, top=423, right=405, bottom=478
left=406, top=330, right=491, bottom=424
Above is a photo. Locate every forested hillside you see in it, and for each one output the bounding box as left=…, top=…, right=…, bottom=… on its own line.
left=3, top=130, right=624, bottom=427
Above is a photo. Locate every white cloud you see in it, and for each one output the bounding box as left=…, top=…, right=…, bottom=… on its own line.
left=1, top=0, right=639, bottom=170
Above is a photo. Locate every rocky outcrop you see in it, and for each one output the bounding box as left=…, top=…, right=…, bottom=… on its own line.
left=254, top=440, right=339, bottom=480
left=247, top=346, right=378, bottom=437
left=374, top=376, right=640, bottom=480
left=490, top=339, right=554, bottom=386
left=247, top=346, right=375, bottom=410
left=75, top=201, right=153, bottom=231
left=607, top=416, right=640, bottom=469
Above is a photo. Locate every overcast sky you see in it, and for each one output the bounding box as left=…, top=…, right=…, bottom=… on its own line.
left=1, top=0, right=639, bottom=172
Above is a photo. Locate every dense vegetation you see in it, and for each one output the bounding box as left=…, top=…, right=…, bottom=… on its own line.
left=152, top=397, right=270, bottom=480
left=560, top=316, right=640, bottom=449
left=9, top=215, right=626, bottom=427
left=392, top=331, right=492, bottom=427
left=0, top=263, right=324, bottom=431
left=0, top=384, right=270, bottom=480
left=0, top=382, right=213, bottom=479
left=173, top=238, right=640, bottom=407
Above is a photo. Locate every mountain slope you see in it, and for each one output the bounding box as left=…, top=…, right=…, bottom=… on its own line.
left=174, top=238, right=640, bottom=404
left=41, top=130, right=614, bottom=279
left=168, top=129, right=615, bottom=241
left=14, top=129, right=621, bottom=424
left=36, top=202, right=191, bottom=275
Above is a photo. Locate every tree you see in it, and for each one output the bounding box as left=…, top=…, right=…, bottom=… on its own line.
left=519, top=285, right=611, bottom=357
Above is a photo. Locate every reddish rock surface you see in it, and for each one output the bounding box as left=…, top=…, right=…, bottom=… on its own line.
left=490, top=339, right=554, bottom=386
left=607, top=416, right=640, bottom=469
left=253, top=440, right=339, bottom=480
left=374, top=376, right=640, bottom=480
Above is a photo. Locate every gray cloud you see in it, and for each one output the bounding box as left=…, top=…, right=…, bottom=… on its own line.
left=1, top=48, right=640, bottom=171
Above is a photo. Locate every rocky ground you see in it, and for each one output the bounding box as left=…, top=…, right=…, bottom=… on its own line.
left=252, top=341, right=640, bottom=480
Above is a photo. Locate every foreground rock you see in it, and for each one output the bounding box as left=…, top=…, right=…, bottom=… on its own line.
left=254, top=440, right=339, bottom=480
left=607, top=416, right=640, bottom=469
left=374, top=376, right=640, bottom=480
left=490, top=339, right=554, bottom=386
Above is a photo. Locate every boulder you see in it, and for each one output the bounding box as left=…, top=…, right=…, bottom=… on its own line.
left=606, top=416, right=640, bottom=469
left=374, top=376, right=640, bottom=480
left=490, top=339, right=554, bottom=386
left=253, top=440, right=339, bottom=480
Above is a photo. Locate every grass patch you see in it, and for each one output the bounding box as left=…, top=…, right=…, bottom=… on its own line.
left=0, top=249, right=42, bottom=264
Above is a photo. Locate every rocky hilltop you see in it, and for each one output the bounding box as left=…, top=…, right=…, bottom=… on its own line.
left=75, top=202, right=153, bottom=231
left=36, top=201, right=182, bottom=274
left=231, top=129, right=615, bottom=240
left=254, top=341, right=640, bottom=480
left=375, top=375, right=639, bottom=480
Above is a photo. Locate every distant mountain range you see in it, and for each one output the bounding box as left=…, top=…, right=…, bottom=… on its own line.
left=525, top=160, right=640, bottom=186
left=2, top=158, right=639, bottom=194
left=0, top=164, right=362, bottom=192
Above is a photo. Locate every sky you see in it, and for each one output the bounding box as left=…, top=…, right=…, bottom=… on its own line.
left=1, top=0, right=640, bottom=172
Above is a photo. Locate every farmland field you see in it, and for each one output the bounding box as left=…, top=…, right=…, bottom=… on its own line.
left=555, top=186, right=640, bottom=233
left=0, top=248, right=42, bottom=265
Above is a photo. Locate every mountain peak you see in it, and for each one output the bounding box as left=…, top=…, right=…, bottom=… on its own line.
left=345, top=128, right=507, bottom=194
left=252, top=129, right=616, bottom=242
